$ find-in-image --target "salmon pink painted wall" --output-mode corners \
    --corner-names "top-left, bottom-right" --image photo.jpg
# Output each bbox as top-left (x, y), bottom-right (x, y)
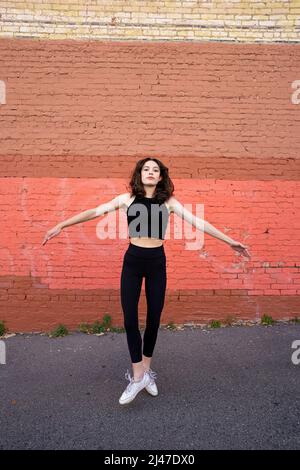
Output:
top-left (0, 39), bottom-right (299, 331)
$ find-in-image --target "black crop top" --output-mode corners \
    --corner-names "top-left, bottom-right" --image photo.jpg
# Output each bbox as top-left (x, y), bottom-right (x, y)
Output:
top-left (126, 195), bottom-right (170, 240)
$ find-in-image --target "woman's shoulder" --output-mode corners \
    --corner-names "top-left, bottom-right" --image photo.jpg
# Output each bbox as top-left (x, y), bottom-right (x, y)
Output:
top-left (120, 192), bottom-right (136, 212)
top-left (165, 195), bottom-right (178, 214)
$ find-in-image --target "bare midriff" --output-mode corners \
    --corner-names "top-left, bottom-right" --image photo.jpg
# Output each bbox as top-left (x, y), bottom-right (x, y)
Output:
top-left (129, 237), bottom-right (164, 248)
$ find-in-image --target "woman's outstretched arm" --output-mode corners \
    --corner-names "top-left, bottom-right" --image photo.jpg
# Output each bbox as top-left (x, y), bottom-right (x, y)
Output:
top-left (169, 196), bottom-right (251, 259)
top-left (42, 193), bottom-right (127, 246)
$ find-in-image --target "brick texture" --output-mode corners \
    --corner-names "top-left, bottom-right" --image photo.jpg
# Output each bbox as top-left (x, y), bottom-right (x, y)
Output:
top-left (0, 12), bottom-right (300, 331)
top-left (0, 0), bottom-right (299, 43)
top-left (0, 40), bottom-right (299, 173)
top-left (0, 177), bottom-right (299, 331)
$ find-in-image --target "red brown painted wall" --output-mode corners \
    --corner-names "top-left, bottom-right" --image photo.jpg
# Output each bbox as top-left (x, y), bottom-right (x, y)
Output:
top-left (0, 39), bottom-right (299, 331)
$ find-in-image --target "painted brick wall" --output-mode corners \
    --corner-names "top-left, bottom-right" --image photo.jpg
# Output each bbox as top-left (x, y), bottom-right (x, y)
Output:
top-left (0, 3), bottom-right (299, 332)
top-left (0, 175), bottom-right (299, 331)
top-left (1, 40), bottom-right (300, 167)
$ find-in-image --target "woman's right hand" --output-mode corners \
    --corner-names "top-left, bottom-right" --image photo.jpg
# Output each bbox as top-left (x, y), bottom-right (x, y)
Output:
top-left (42, 224), bottom-right (63, 246)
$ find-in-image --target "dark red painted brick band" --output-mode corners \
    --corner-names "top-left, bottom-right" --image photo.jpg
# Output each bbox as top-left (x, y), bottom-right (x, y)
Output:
top-left (0, 275), bottom-right (299, 332)
top-left (0, 155), bottom-right (299, 179)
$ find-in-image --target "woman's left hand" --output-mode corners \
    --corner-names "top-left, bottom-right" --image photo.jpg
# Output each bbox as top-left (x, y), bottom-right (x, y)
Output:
top-left (230, 241), bottom-right (251, 259)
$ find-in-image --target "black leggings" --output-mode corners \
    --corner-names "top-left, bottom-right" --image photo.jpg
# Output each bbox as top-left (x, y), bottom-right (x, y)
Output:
top-left (120, 242), bottom-right (167, 363)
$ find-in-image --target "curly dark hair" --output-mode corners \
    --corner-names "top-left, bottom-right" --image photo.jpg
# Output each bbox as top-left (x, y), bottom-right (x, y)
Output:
top-left (126, 158), bottom-right (175, 205)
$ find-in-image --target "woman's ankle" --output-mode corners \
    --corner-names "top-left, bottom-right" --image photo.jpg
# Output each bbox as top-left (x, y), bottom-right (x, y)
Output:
top-left (132, 360), bottom-right (146, 381)
top-left (142, 355), bottom-right (152, 372)
top-left (133, 373), bottom-right (145, 382)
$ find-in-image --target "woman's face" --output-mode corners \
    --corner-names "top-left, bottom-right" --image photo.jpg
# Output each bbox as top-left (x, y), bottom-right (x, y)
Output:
top-left (141, 160), bottom-right (162, 187)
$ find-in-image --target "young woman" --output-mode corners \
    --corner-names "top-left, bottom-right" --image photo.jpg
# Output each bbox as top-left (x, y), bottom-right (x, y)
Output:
top-left (42, 158), bottom-right (251, 405)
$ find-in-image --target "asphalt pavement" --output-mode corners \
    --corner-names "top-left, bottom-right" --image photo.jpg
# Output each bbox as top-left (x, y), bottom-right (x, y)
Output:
top-left (0, 323), bottom-right (300, 450)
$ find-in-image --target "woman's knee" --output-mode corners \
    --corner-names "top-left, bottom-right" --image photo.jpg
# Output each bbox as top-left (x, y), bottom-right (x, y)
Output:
top-left (123, 317), bottom-right (139, 332)
top-left (144, 319), bottom-right (161, 333)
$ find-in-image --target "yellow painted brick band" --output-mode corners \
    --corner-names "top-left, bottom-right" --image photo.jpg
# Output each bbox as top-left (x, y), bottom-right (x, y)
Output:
top-left (0, 0), bottom-right (299, 43)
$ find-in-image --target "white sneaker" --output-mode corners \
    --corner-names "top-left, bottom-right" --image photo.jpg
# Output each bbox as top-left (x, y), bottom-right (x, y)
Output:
top-left (119, 369), bottom-right (151, 405)
top-left (145, 368), bottom-right (158, 396)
